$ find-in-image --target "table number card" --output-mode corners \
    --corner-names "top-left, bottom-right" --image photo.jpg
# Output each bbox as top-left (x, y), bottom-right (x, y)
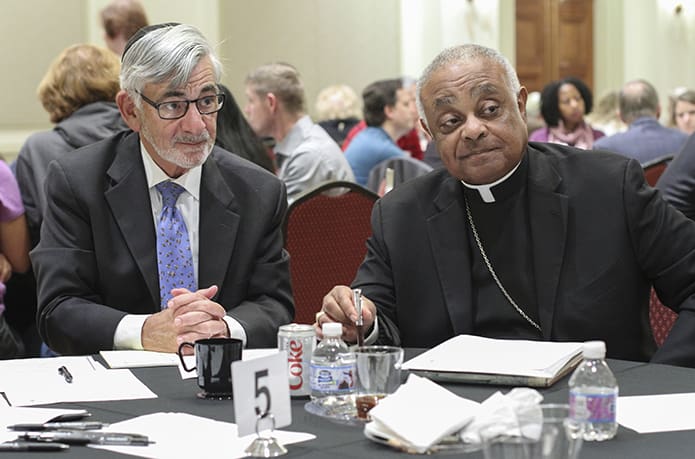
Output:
top-left (232, 350), bottom-right (291, 437)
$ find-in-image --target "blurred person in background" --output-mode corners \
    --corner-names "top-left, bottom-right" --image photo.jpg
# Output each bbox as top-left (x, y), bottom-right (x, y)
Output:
top-left (100, 0), bottom-right (149, 56)
top-left (671, 89), bottom-right (695, 136)
top-left (216, 84), bottom-right (275, 172)
top-left (530, 76), bottom-right (604, 149)
top-left (586, 90), bottom-right (627, 137)
top-left (314, 84), bottom-right (362, 145)
top-left (15, 44), bottom-right (127, 247)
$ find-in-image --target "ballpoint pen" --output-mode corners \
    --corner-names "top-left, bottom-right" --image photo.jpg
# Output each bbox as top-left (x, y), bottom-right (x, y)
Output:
top-left (0, 441), bottom-right (69, 452)
top-left (19, 431), bottom-right (152, 446)
top-left (58, 366), bottom-right (73, 384)
top-left (353, 288), bottom-right (364, 347)
top-left (8, 421), bottom-right (108, 431)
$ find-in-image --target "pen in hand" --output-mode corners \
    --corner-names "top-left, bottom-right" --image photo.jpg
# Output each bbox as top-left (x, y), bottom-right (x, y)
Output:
top-left (58, 366), bottom-right (73, 384)
top-left (353, 288), bottom-right (364, 347)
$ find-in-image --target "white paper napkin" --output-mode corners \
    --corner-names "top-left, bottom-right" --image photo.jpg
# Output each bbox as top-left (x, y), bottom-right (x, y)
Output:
top-left (366, 374), bottom-right (480, 453)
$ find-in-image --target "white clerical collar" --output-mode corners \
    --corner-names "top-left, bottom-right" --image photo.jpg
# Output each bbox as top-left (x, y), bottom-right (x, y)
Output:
top-left (460, 160), bottom-right (522, 203)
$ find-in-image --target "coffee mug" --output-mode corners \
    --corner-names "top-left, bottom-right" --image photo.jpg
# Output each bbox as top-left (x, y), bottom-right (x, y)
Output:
top-left (177, 337), bottom-right (243, 399)
top-left (354, 346), bottom-right (404, 419)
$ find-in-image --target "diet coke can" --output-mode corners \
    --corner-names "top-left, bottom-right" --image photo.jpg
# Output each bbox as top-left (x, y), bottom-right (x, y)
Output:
top-left (277, 323), bottom-right (316, 397)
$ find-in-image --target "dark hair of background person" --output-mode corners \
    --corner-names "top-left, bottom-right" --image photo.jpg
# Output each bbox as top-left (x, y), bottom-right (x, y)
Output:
top-left (362, 78), bottom-right (403, 127)
top-left (100, 0), bottom-right (149, 41)
top-left (215, 84), bottom-right (275, 172)
top-left (540, 76), bottom-right (594, 127)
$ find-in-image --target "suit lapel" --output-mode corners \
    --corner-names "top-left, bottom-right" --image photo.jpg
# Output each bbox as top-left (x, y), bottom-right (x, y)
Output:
top-left (426, 176), bottom-right (475, 335)
top-left (104, 133), bottom-right (160, 308)
top-left (526, 148), bottom-right (568, 339)
top-left (198, 152), bottom-right (240, 289)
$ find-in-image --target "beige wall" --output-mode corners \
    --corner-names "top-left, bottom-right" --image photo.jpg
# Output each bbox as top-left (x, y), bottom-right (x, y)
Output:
top-left (3, 0), bottom-right (695, 160)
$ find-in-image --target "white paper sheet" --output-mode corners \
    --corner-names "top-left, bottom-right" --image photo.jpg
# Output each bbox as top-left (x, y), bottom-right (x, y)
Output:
top-left (0, 406), bottom-right (89, 443)
top-left (178, 348), bottom-right (279, 379)
top-left (618, 393), bottom-right (695, 433)
top-left (402, 335), bottom-right (583, 378)
top-left (100, 350), bottom-right (182, 368)
top-left (0, 356), bottom-right (156, 406)
top-left (90, 412), bottom-right (315, 458)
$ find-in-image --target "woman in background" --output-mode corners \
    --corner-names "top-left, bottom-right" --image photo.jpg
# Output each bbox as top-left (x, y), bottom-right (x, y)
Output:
top-left (0, 160), bottom-right (30, 358)
top-left (216, 84), bottom-right (275, 173)
top-left (671, 90), bottom-right (695, 136)
top-left (530, 77), bottom-right (604, 149)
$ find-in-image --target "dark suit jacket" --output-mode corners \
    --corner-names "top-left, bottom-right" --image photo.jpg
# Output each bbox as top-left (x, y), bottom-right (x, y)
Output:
top-left (354, 142), bottom-right (695, 366)
top-left (32, 131), bottom-right (294, 355)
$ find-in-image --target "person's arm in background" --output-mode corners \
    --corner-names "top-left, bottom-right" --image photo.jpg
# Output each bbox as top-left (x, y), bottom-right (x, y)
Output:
top-left (0, 162), bottom-right (30, 277)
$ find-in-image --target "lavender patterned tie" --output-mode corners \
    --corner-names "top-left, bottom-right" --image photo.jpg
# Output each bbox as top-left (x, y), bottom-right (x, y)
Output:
top-left (155, 181), bottom-right (196, 309)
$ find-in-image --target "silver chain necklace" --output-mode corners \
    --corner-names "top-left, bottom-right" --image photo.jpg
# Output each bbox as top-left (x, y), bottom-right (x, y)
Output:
top-left (464, 195), bottom-right (542, 332)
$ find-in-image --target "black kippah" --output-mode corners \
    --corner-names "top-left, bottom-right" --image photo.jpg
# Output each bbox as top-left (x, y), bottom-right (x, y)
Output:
top-left (121, 22), bottom-right (181, 62)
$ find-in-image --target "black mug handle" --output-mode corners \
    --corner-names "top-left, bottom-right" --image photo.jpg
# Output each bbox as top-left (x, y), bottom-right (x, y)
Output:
top-left (177, 342), bottom-right (196, 372)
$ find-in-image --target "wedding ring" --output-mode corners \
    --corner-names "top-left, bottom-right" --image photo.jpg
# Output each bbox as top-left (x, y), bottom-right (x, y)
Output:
top-left (315, 311), bottom-right (325, 323)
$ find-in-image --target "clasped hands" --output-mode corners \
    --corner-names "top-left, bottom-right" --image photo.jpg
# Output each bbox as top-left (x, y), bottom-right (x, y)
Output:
top-left (142, 285), bottom-right (229, 353)
top-left (313, 285), bottom-right (376, 342)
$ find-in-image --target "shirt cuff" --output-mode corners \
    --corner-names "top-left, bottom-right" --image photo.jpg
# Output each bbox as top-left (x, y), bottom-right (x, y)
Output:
top-left (223, 315), bottom-right (247, 347)
top-left (363, 316), bottom-right (379, 345)
top-left (113, 314), bottom-right (150, 350)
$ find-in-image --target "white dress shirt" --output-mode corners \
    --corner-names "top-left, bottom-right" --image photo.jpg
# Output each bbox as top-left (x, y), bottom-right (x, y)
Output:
top-left (113, 143), bottom-right (247, 349)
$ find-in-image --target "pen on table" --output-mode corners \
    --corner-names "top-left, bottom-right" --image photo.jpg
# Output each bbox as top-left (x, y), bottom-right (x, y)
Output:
top-left (353, 288), bottom-right (364, 347)
top-left (0, 441), bottom-right (69, 452)
top-left (8, 421), bottom-right (108, 431)
top-left (58, 365), bottom-right (73, 384)
top-left (19, 431), bottom-right (152, 446)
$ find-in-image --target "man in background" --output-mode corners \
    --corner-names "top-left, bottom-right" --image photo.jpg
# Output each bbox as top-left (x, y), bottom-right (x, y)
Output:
top-left (593, 79), bottom-right (687, 164)
top-left (100, 0), bottom-right (149, 56)
top-left (244, 63), bottom-right (354, 203)
top-left (343, 78), bottom-right (416, 186)
top-left (32, 24), bottom-right (293, 355)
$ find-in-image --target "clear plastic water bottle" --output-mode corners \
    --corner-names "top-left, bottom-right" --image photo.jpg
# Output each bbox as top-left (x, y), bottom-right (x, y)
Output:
top-left (568, 340), bottom-right (619, 441)
top-left (309, 323), bottom-right (356, 411)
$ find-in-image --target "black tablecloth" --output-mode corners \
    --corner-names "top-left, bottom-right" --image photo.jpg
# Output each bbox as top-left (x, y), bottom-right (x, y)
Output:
top-left (7, 353), bottom-right (695, 458)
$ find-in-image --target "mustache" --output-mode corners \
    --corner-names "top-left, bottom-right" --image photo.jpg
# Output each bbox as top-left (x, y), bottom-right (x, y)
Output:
top-left (174, 131), bottom-right (211, 143)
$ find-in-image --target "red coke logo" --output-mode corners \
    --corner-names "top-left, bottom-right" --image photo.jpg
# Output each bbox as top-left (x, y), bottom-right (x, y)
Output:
top-left (288, 339), bottom-right (304, 390)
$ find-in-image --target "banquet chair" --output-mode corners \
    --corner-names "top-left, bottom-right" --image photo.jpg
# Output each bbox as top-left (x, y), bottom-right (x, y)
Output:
top-left (649, 288), bottom-right (678, 347)
top-left (642, 154), bottom-right (674, 186)
top-left (283, 181), bottom-right (378, 324)
top-left (366, 156), bottom-right (433, 195)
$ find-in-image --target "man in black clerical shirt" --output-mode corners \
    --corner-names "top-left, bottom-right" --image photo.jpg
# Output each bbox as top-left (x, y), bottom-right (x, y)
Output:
top-left (315, 44), bottom-right (695, 368)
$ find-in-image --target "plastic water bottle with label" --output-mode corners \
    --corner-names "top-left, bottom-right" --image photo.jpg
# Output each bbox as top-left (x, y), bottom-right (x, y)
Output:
top-left (309, 322), bottom-right (356, 414)
top-left (568, 340), bottom-right (618, 441)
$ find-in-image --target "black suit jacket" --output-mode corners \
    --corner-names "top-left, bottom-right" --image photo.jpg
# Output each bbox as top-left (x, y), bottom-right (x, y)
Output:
top-left (354, 142), bottom-right (695, 366)
top-left (32, 131), bottom-right (293, 354)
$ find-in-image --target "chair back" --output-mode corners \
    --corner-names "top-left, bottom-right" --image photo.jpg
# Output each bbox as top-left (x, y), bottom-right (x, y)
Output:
top-left (366, 156), bottom-right (433, 194)
top-left (642, 154), bottom-right (674, 186)
top-left (283, 181), bottom-right (378, 324)
top-left (649, 288), bottom-right (678, 347)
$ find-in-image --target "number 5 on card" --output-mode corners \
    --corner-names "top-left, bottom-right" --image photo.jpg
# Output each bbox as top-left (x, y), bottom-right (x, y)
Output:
top-left (232, 351), bottom-right (291, 437)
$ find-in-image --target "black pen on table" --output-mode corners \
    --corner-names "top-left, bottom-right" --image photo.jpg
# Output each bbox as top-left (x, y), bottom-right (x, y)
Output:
top-left (58, 366), bottom-right (73, 384)
top-left (0, 441), bottom-right (69, 452)
top-left (353, 288), bottom-right (364, 347)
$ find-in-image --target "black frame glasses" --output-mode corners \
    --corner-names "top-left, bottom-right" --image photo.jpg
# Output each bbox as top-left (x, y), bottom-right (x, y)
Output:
top-left (137, 91), bottom-right (226, 120)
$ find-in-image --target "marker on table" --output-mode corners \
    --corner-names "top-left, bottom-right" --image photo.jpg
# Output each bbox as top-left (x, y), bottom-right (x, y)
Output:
top-left (0, 441), bottom-right (69, 452)
top-left (58, 366), bottom-right (73, 384)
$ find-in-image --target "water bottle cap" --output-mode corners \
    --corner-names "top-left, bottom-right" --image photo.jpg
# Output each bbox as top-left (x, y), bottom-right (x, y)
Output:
top-left (582, 340), bottom-right (606, 359)
top-left (321, 322), bottom-right (343, 336)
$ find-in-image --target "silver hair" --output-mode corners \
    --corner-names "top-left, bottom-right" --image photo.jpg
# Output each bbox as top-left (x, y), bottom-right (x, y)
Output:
top-left (120, 24), bottom-right (222, 108)
top-left (416, 44), bottom-right (521, 129)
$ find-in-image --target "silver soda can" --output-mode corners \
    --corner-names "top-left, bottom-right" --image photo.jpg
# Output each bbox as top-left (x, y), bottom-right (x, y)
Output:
top-left (277, 323), bottom-right (315, 397)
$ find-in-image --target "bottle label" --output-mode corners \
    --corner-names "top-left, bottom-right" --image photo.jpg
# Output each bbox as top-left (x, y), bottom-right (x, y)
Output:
top-left (310, 363), bottom-right (355, 393)
top-left (569, 391), bottom-right (616, 423)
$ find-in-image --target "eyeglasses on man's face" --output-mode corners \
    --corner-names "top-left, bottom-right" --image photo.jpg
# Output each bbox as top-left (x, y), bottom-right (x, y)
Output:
top-left (137, 91), bottom-right (225, 120)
